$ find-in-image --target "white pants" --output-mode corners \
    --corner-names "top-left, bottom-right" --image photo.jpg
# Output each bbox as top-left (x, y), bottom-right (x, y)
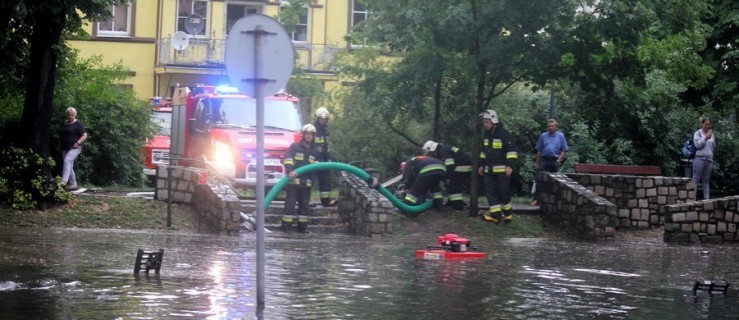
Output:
top-left (62, 147), bottom-right (82, 187)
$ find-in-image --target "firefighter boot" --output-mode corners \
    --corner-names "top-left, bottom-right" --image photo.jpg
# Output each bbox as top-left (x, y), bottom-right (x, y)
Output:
top-left (503, 212), bottom-right (513, 223)
top-left (321, 198), bottom-right (338, 207)
top-left (296, 222), bottom-right (309, 234)
top-left (280, 219), bottom-right (293, 233)
top-left (482, 211), bottom-right (502, 224)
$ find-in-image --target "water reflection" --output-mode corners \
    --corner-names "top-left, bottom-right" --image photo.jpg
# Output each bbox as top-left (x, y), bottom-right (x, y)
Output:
top-left (0, 227), bottom-right (737, 319)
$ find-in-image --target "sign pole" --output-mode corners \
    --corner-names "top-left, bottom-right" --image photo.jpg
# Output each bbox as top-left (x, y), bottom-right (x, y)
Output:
top-left (253, 24), bottom-right (267, 308)
top-left (226, 14), bottom-right (293, 314)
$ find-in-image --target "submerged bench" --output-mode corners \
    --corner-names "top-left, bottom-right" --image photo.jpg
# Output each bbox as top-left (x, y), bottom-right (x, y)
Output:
top-left (574, 163), bottom-right (661, 176)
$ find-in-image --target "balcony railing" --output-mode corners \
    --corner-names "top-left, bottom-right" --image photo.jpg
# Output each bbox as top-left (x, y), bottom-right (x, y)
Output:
top-left (157, 36), bottom-right (339, 74)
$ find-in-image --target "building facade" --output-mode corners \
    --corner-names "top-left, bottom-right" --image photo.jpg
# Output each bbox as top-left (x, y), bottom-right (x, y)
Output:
top-left (68, 0), bottom-right (370, 101)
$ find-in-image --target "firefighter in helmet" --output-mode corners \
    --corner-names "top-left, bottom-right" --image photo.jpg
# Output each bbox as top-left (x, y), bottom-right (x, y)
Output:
top-left (400, 154), bottom-right (447, 211)
top-left (478, 109), bottom-right (518, 223)
top-left (282, 124), bottom-right (320, 233)
top-left (313, 107), bottom-right (337, 207)
top-left (422, 140), bottom-right (473, 211)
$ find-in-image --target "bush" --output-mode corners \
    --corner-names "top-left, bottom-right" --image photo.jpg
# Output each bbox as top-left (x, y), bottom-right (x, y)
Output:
top-left (0, 147), bottom-right (70, 210)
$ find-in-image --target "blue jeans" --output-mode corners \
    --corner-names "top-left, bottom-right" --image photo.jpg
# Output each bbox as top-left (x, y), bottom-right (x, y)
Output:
top-left (692, 156), bottom-right (712, 200)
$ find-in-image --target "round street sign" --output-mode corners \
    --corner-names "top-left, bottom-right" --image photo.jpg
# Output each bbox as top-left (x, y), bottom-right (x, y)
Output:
top-left (225, 14), bottom-right (294, 97)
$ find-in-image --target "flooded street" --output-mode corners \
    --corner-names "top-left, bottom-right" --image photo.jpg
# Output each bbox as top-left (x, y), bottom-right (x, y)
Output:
top-left (0, 227), bottom-right (737, 319)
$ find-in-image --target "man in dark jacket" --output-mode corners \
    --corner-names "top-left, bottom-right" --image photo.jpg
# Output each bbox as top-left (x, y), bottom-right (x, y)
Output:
top-left (478, 109), bottom-right (519, 223)
top-left (422, 141), bottom-right (473, 211)
top-left (282, 124), bottom-right (320, 233)
top-left (401, 155), bottom-right (447, 210)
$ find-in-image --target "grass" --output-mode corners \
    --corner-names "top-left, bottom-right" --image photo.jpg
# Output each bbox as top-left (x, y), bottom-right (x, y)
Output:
top-left (0, 188), bottom-right (199, 230)
top-left (0, 185), bottom-right (551, 240)
top-left (392, 209), bottom-right (565, 239)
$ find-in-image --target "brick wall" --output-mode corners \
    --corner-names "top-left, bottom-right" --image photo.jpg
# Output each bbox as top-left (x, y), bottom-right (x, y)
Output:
top-left (337, 172), bottom-right (395, 237)
top-left (662, 196), bottom-right (739, 243)
top-left (155, 166), bottom-right (242, 235)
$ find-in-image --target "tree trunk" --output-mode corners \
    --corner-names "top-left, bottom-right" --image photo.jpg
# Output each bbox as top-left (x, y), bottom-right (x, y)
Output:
top-left (432, 72), bottom-right (442, 142)
top-left (19, 5), bottom-right (66, 158)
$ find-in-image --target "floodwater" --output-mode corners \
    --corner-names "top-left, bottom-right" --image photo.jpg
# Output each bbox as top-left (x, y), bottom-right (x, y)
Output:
top-left (0, 227), bottom-right (737, 320)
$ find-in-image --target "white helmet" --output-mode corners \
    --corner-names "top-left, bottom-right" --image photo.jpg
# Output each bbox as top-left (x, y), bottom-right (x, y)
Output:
top-left (479, 109), bottom-right (499, 123)
top-left (314, 107), bottom-right (330, 119)
top-left (422, 140), bottom-right (439, 154)
top-left (301, 123), bottom-right (316, 134)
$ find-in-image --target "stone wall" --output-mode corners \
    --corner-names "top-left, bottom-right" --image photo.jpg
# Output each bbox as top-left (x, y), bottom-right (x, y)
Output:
top-left (565, 173), bottom-right (694, 228)
top-left (337, 172), bottom-right (395, 237)
top-left (539, 173), bottom-right (618, 239)
top-left (155, 166), bottom-right (242, 235)
top-left (662, 196), bottom-right (739, 243)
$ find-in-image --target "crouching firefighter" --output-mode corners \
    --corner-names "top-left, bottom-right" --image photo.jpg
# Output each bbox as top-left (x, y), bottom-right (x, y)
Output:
top-left (422, 141), bottom-right (473, 211)
top-left (282, 124), bottom-right (320, 233)
top-left (400, 155), bottom-right (447, 211)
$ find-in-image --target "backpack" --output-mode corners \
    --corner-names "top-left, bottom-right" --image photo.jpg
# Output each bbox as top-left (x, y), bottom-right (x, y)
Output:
top-left (682, 137), bottom-right (696, 159)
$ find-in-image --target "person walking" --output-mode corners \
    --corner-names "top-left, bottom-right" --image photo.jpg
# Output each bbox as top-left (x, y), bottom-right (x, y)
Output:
top-left (281, 124), bottom-right (320, 233)
top-left (422, 141), bottom-right (473, 211)
top-left (313, 107), bottom-right (337, 207)
top-left (478, 109), bottom-right (519, 223)
top-left (58, 107), bottom-right (88, 191)
top-left (530, 119), bottom-right (569, 206)
top-left (400, 155), bottom-right (447, 210)
top-left (692, 116), bottom-right (716, 200)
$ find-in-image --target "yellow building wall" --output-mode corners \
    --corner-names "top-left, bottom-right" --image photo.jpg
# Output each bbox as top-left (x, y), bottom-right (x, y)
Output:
top-left (68, 0), bottom-right (354, 104)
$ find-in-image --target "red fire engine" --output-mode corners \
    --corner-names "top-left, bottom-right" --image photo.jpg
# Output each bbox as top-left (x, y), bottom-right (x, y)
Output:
top-left (143, 97), bottom-right (172, 178)
top-left (169, 85), bottom-right (303, 186)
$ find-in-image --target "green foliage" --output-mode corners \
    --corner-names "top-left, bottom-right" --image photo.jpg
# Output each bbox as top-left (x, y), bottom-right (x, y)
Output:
top-left (710, 119), bottom-right (739, 196)
top-left (0, 147), bottom-right (70, 210)
top-left (52, 51), bottom-right (155, 187)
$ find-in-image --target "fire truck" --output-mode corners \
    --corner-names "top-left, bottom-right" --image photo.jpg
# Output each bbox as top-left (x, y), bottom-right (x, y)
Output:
top-left (143, 97), bottom-right (172, 178)
top-left (170, 84), bottom-right (303, 186)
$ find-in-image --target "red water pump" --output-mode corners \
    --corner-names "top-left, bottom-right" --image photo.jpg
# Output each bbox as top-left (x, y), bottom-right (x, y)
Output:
top-left (437, 233), bottom-right (471, 252)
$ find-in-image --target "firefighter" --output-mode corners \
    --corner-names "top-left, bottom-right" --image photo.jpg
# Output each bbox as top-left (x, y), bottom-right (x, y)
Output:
top-left (313, 107), bottom-right (337, 207)
top-left (400, 155), bottom-right (447, 210)
top-left (282, 124), bottom-right (320, 233)
top-left (478, 109), bottom-right (519, 223)
top-left (422, 141), bottom-right (473, 211)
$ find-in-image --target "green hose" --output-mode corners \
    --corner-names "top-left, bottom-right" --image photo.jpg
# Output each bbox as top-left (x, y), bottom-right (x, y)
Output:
top-left (264, 162), bottom-right (432, 214)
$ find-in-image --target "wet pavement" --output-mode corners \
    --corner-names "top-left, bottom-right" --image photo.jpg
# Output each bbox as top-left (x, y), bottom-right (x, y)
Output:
top-left (0, 227), bottom-right (738, 319)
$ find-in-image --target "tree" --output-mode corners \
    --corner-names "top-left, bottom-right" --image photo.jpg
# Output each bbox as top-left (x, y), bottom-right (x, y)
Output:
top-left (0, 0), bottom-right (128, 208)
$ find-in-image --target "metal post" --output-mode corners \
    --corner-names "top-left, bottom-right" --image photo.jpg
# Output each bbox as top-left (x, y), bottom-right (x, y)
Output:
top-left (166, 166), bottom-right (173, 228)
top-left (254, 25), bottom-right (267, 308)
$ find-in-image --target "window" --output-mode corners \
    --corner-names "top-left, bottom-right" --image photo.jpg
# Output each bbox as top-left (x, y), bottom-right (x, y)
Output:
top-left (226, 4), bottom-right (262, 35)
top-left (280, 3), bottom-right (308, 42)
top-left (349, 0), bottom-right (374, 46)
top-left (97, 4), bottom-right (131, 37)
top-left (178, 0), bottom-right (208, 36)
top-left (351, 0), bottom-right (369, 29)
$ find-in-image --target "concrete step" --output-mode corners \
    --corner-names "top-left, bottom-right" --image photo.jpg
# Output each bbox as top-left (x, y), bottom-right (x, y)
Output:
top-left (240, 200), bottom-right (339, 217)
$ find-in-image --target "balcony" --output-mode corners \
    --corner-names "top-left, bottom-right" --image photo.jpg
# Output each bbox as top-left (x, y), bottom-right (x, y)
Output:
top-left (156, 36), bottom-right (339, 75)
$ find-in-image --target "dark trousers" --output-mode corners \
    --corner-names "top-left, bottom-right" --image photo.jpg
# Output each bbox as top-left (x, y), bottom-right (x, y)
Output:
top-left (483, 173), bottom-right (511, 215)
top-left (447, 170), bottom-right (471, 203)
top-left (284, 185), bottom-right (312, 221)
top-left (406, 173), bottom-right (444, 204)
top-left (533, 157), bottom-right (558, 201)
top-left (316, 169), bottom-right (331, 203)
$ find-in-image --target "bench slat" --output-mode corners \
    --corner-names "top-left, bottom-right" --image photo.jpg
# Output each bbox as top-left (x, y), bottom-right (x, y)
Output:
top-left (574, 163), bottom-right (661, 175)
